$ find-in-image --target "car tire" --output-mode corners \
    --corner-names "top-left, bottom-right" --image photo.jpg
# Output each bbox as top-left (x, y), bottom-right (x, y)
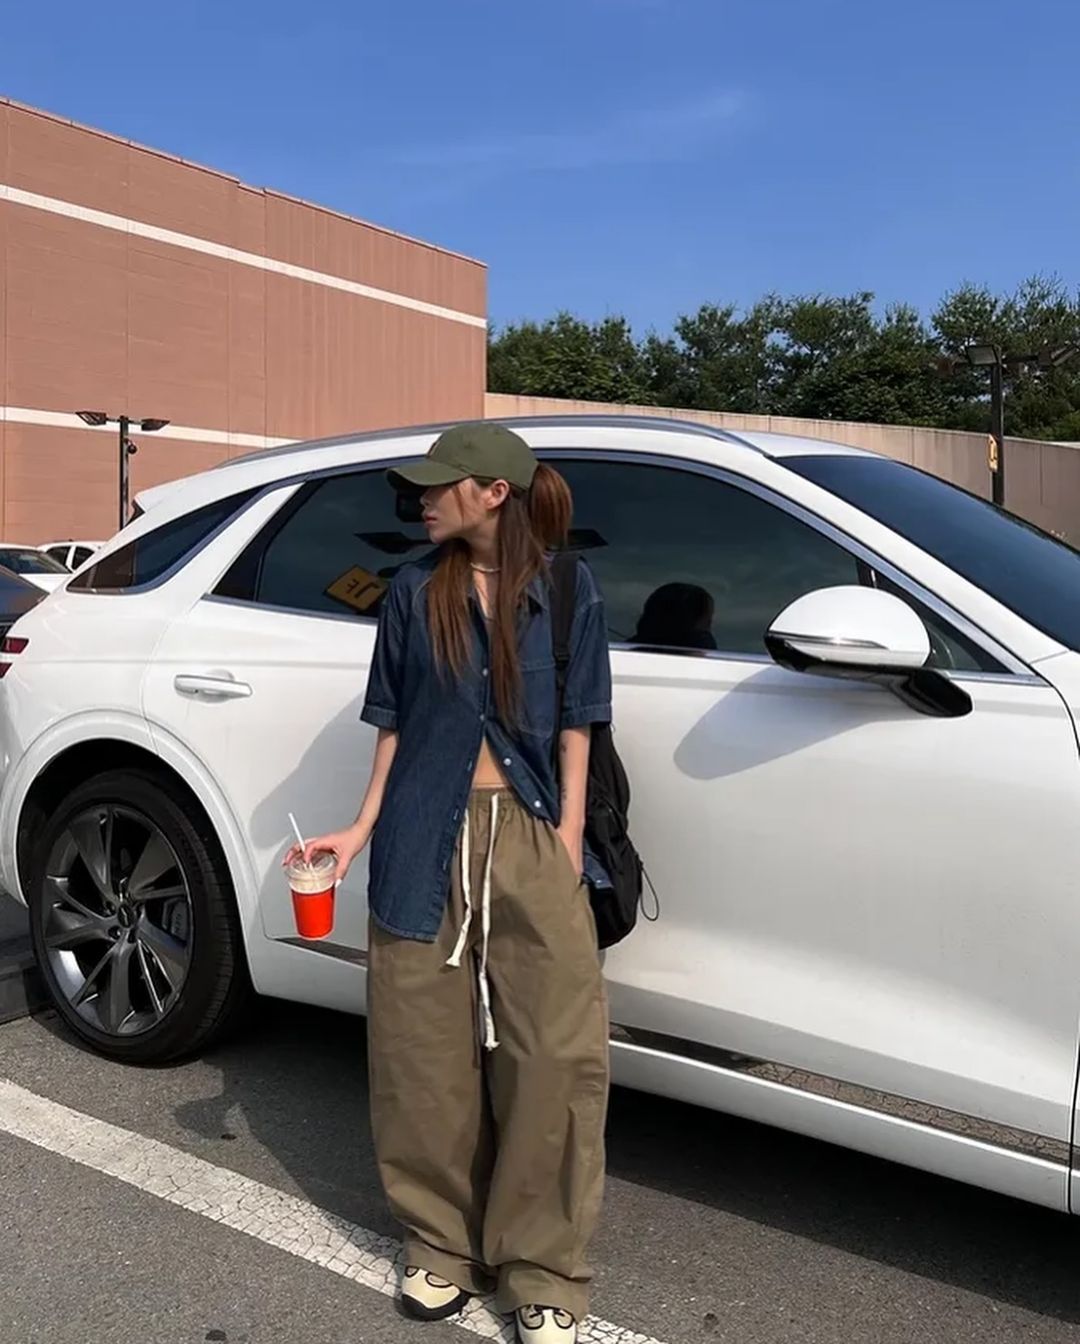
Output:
top-left (27, 767), bottom-right (251, 1064)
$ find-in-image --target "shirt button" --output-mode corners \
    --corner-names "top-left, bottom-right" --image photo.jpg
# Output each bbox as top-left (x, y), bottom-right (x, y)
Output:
top-left (503, 757), bottom-right (512, 766)
top-left (533, 800), bottom-right (542, 810)
top-left (482, 668), bottom-right (489, 678)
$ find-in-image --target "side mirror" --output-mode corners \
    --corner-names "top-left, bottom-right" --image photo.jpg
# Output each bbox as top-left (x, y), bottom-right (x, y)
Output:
top-left (767, 586), bottom-right (930, 673)
top-left (766, 586), bottom-right (971, 719)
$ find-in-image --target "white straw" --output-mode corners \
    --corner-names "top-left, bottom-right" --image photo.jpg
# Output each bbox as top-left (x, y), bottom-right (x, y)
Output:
top-left (288, 812), bottom-right (306, 849)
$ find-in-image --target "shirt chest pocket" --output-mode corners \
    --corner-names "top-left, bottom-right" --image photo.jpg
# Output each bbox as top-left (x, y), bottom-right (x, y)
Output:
top-left (519, 656), bottom-right (556, 739)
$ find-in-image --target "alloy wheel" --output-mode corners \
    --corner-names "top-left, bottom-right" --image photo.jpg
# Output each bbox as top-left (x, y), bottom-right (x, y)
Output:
top-left (39, 804), bottom-right (194, 1036)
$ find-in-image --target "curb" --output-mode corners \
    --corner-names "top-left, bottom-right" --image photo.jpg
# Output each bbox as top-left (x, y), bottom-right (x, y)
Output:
top-left (0, 939), bottom-right (45, 1024)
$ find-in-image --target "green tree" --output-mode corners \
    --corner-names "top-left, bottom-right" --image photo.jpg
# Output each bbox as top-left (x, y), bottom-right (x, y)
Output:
top-left (772, 291), bottom-right (877, 401)
top-left (488, 313), bottom-right (654, 405)
top-left (780, 302), bottom-right (947, 426)
top-left (645, 299), bottom-right (777, 412)
top-left (488, 277), bottom-right (1080, 442)
top-left (933, 277), bottom-right (1080, 438)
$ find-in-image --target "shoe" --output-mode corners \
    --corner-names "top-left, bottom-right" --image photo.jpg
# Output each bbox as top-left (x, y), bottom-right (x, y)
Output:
top-left (516, 1305), bottom-right (577, 1344)
top-left (401, 1266), bottom-right (471, 1321)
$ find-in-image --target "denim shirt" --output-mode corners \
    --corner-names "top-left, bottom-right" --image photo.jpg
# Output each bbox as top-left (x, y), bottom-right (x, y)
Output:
top-left (360, 552), bottom-right (612, 941)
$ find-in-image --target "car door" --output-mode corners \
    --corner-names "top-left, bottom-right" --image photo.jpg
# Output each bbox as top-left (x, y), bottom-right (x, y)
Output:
top-left (554, 453), bottom-right (1080, 1156)
top-left (141, 463), bottom-right (432, 989)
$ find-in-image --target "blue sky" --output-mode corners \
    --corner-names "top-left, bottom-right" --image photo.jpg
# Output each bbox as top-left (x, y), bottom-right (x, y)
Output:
top-left (2, 0), bottom-right (1077, 332)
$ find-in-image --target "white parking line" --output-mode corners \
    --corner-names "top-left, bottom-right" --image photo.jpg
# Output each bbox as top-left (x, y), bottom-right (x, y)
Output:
top-left (0, 1079), bottom-right (662, 1344)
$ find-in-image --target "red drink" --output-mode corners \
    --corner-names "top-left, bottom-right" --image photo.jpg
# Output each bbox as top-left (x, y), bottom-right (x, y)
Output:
top-left (286, 852), bottom-right (336, 939)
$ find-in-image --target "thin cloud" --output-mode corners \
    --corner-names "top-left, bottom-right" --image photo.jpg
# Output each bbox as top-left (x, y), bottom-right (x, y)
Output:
top-left (387, 90), bottom-right (744, 176)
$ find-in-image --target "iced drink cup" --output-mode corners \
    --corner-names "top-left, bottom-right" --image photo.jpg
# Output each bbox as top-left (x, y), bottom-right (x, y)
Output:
top-left (286, 851), bottom-right (336, 939)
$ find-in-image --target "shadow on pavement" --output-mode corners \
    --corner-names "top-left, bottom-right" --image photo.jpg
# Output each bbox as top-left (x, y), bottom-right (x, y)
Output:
top-left (603, 1080), bottom-right (1080, 1323)
top-left (28, 993), bottom-right (1080, 1326)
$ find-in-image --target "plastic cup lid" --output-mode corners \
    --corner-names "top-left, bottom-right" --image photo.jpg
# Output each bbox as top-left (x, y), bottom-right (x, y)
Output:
top-left (291, 851), bottom-right (336, 876)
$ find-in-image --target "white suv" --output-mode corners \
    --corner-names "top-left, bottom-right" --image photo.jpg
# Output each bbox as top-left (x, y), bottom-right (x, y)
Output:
top-left (4, 416), bottom-right (1080, 1215)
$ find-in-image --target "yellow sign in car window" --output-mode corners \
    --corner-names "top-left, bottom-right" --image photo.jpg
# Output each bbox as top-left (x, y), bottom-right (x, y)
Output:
top-left (325, 566), bottom-right (388, 614)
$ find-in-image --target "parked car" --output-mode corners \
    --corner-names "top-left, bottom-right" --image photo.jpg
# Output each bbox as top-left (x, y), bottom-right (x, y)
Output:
top-left (39, 541), bottom-right (104, 572)
top-left (0, 565), bottom-right (45, 640)
top-left (3, 416), bottom-right (1080, 1215)
top-left (0, 545), bottom-right (70, 592)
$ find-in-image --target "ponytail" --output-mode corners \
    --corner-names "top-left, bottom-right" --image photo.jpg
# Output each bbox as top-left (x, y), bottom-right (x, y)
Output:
top-left (528, 463), bottom-right (572, 551)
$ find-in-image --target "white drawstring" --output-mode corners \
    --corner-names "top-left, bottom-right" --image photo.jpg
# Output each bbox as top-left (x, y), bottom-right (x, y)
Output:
top-left (477, 793), bottom-right (499, 1050)
top-left (445, 794), bottom-right (500, 1051)
top-left (446, 809), bottom-right (473, 968)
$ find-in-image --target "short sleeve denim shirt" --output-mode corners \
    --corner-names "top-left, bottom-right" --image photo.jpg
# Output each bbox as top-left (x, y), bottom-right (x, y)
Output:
top-left (361, 553), bottom-right (612, 941)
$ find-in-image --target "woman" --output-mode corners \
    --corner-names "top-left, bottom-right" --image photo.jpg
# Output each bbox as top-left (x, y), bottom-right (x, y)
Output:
top-left (287, 423), bottom-right (612, 1344)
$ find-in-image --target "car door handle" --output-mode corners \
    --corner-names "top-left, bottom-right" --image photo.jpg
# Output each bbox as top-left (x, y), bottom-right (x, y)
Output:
top-left (174, 674), bottom-right (253, 700)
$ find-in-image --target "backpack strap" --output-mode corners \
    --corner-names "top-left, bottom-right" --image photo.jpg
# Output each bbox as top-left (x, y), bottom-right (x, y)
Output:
top-left (549, 551), bottom-right (579, 739)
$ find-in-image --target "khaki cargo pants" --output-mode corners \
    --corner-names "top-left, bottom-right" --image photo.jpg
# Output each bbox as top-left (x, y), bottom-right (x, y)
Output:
top-left (367, 788), bottom-right (610, 1319)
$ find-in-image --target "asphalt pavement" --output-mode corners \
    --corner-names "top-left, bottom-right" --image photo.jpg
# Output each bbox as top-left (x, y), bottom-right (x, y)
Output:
top-left (2, 996), bottom-right (1080, 1344)
top-left (0, 891), bottom-right (28, 949)
top-left (0, 892), bottom-right (41, 1025)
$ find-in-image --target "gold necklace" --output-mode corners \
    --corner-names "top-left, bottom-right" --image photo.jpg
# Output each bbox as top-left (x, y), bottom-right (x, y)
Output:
top-left (470, 563), bottom-right (501, 574)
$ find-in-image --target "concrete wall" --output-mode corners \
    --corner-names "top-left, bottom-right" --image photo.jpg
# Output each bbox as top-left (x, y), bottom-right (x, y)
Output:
top-left (0, 99), bottom-right (488, 542)
top-left (486, 393), bottom-right (1080, 543)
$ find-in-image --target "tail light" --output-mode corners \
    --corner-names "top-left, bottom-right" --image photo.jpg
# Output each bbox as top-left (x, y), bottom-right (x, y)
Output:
top-left (0, 635), bottom-right (28, 678)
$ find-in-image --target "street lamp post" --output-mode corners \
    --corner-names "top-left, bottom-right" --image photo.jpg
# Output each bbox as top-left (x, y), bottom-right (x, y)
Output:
top-left (963, 343), bottom-right (1080, 509)
top-left (75, 411), bottom-right (170, 530)
top-left (989, 359), bottom-right (1005, 506)
top-left (964, 343), bottom-right (1006, 507)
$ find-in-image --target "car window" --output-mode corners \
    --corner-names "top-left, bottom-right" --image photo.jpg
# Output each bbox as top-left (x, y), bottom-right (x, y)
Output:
top-left (214, 469), bottom-right (432, 618)
top-left (33, 551), bottom-right (69, 573)
top-left (556, 459), bottom-right (1001, 670)
top-left (207, 456), bottom-right (1000, 670)
top-left (557, 460), bottom-right (860, 656)
top-left (72, 547), bottom-right (94, 568)
top-left (0, 548), bottom-right (67, 575)
top-left (785, 455), bottom-right (1080, 653)
top-left (70, 490), bottom-right (258, 592)
top-left (44, 546), bottom-right (70, 565)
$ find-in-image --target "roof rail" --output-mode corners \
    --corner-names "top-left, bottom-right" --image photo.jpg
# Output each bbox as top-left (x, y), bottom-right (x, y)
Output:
top-left (223, 412), bottom-right (764, 468)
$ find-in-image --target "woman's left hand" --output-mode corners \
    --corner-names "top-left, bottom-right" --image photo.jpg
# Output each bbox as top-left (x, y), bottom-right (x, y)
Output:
top-left (555, 823), bottom-right (584, 880)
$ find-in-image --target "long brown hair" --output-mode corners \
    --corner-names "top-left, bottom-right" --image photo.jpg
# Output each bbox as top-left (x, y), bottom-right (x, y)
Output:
top-left (427, 463), bottom-right (572, 725)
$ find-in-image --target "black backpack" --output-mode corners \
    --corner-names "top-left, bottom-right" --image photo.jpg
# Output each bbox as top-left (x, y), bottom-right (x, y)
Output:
top-left (549, 552), bottom-right (655, 949)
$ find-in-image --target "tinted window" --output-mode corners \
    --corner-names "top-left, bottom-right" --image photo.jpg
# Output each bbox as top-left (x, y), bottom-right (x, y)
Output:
top-left (215, 470), bottom-right (431, 618)
top-left (0, 548), bottom-right (67, 575)
top-left (72, 547), bottom-right (94, 568)
top-left (785, 456), bottom-right (1080, 651)
top-left (558, 460), bottom-right (859, 655)
top-left (0, 570), bottom-right (44, 617)
top-left (70, 490), bottom-right (257, 592)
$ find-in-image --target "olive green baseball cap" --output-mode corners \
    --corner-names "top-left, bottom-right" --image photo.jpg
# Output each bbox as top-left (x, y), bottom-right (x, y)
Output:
top-left (387, 422), bottom-right (538, 493)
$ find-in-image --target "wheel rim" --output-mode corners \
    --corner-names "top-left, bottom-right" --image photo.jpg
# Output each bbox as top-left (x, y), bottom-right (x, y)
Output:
top-left (39, 804), bottom-right (194, 1037)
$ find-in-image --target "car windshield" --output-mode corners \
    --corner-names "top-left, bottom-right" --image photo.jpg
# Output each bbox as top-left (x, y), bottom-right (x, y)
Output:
top-left (0, 548), bottom-right (67, 575)
top-left (784, 454), bottom-right (1080, 651)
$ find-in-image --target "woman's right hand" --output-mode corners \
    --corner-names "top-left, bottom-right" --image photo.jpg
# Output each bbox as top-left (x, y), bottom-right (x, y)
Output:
top-left (283, 824), bottom-right (370, 885)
